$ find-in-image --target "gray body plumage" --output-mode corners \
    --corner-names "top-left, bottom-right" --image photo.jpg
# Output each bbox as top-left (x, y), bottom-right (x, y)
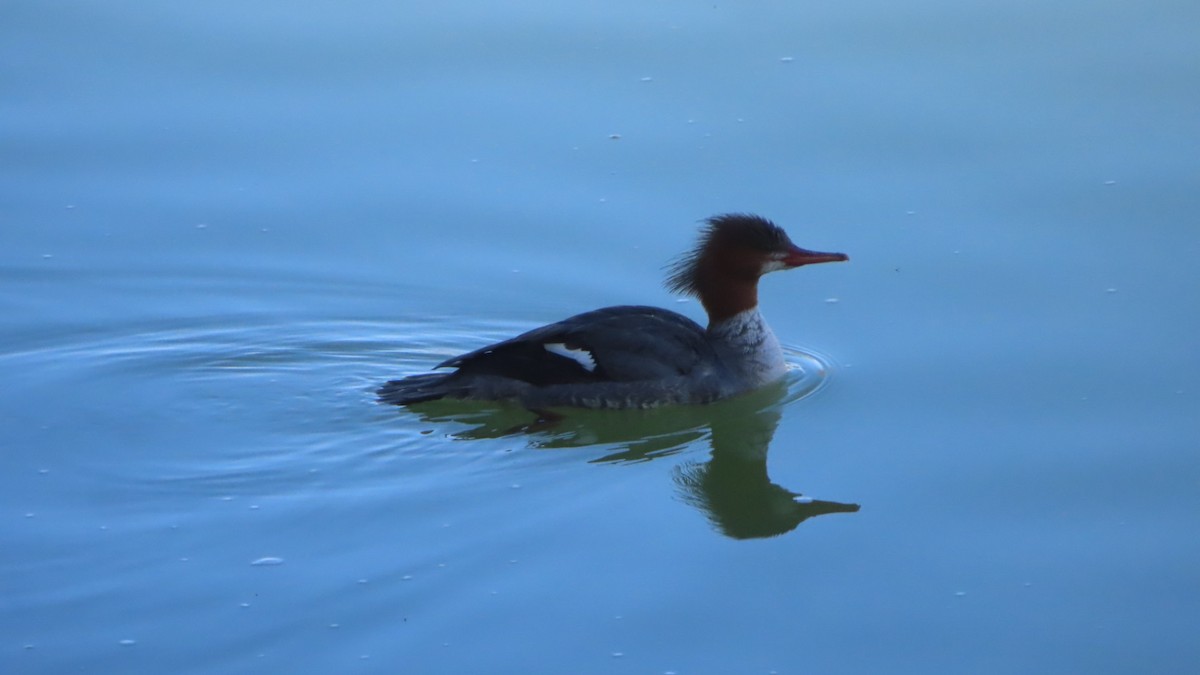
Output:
top-left (376, 305), bottom-right (787, 409)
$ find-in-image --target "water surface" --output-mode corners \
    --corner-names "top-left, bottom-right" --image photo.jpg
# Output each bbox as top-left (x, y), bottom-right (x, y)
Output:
top-left (3, 1), bottom-right (1198, 673)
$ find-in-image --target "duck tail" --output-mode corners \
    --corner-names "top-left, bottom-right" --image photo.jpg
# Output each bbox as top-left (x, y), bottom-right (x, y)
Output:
top-left (377, 373), bottom-right (456, 406)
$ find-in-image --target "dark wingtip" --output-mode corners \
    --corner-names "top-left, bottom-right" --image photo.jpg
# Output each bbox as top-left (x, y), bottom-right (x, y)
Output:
top-left (377, 374), bottom-right (452, 406)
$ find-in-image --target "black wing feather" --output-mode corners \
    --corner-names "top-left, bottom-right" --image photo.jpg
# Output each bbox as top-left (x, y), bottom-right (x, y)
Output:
top-left (437, 305), bottom-right (711, 386)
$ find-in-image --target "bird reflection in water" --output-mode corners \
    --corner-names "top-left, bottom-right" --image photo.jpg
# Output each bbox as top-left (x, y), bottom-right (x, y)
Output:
top-left (389, 380), bottom-right (859, 539)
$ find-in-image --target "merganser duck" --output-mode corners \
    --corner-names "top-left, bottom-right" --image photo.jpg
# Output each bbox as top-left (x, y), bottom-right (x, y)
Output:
top-left (378, 213), bottom-right (847, 409)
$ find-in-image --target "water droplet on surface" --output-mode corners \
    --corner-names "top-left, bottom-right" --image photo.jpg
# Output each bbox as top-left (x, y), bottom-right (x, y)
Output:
top-left (250, 557), bottom-right (284, 566)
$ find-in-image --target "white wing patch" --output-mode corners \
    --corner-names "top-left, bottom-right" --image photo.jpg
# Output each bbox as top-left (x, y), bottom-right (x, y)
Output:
top-left (543, 342), bottom-right (597, 372)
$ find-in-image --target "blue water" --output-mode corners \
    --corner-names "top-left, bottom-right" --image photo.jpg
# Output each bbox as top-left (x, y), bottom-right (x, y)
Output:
top-left (3, 1), bottom-right (1199, 673)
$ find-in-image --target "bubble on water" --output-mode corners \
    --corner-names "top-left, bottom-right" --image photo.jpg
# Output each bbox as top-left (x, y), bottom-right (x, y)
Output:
top-left (250, 556), bottom-right (284, 566)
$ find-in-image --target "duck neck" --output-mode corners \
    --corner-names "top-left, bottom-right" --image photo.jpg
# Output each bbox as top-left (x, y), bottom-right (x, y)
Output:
top-left (706, 306), bottom-right (787, 385)
top-left (696, 270), bottom-right (760, 328)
